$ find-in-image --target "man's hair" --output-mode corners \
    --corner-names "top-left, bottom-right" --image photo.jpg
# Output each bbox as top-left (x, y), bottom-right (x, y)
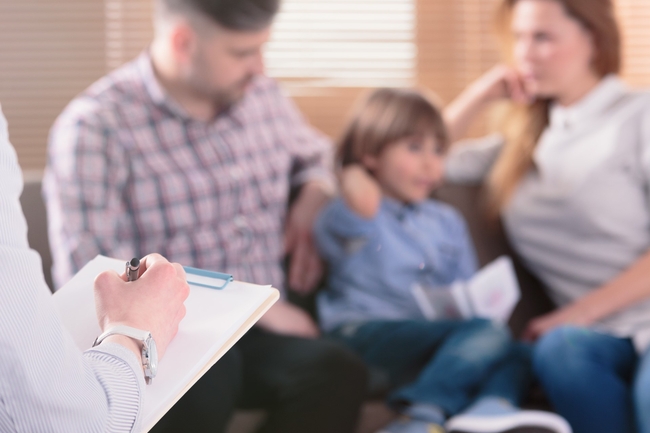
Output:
top-left (158, 0), bottom-right (281, 31)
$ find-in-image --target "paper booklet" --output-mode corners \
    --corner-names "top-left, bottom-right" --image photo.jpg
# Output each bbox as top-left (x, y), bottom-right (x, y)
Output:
top-left (411, 256), bottom-right (520, 324)
top-left (52, 255), bottom-right (279, 432)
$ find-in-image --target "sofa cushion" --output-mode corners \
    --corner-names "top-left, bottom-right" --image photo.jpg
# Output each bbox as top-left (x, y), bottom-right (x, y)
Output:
top-left (20, 172), bottom-right (54, 291)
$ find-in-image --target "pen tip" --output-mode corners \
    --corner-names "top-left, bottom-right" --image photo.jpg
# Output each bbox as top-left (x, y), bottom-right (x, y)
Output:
top-left (130, 257), bottom-right (140, 267)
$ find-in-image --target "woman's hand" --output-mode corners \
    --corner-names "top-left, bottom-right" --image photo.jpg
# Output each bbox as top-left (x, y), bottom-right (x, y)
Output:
top-left (523, 250), bottom-right (650, 342)
top-left (469, 65), bottom-right (531, 105)
top-left (522, 302), bottom-right (594, 342)
top-left (339, 165), bottom-right (382, 219)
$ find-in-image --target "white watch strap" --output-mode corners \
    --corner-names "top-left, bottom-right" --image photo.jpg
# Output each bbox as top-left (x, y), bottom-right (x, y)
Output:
top-left (93, 325), bottom-right (151, 347)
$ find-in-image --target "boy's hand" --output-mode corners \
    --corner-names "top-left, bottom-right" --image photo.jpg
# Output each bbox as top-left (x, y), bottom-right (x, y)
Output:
top-left (340, 165), bottom-right (382, 219)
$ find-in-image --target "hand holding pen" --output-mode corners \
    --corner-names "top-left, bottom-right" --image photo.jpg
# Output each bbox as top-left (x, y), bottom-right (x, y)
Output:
top-left (94, 254), bottom-right (190, 360)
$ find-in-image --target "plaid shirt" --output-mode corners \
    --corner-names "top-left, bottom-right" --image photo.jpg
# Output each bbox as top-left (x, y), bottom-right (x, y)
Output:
top-left (44, 52), bottom-right (334, 292)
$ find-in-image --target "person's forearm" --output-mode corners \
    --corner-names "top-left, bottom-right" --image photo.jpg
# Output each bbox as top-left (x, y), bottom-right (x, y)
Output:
top-left (444, 85), bottom-right (491, 144)
top-left (292, 181), bottom-right (333, 229)
top-left (2, 107), bottom-right (143, 433)
top-left (300, 181), bottom-right (333, 207)
top-left (0, 229), bottom-right (144, 433)
top-left (444, 65), bottom-right (531, 143)
top-left (256, 300), bottom-right (320, 337)
top-left (574, 250), bottom-right (650, 324)
top-left (83, 345), bottom-right (145, 432)
top-left (256, 301), bottom-right (284, 330)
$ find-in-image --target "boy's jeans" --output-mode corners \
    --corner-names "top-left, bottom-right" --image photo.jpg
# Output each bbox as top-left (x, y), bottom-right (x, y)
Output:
top-left (330, 319), bottom-right (532, 415)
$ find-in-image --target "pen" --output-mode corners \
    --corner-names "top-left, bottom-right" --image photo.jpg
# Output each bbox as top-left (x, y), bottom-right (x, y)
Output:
top-left (126, 257), bottom-right (140, 282)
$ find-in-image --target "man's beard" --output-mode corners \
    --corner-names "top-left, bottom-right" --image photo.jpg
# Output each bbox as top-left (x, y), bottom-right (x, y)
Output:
top-left (219, 75), bottom-right (256, 107)
top-left (191, 74), bottom-right (256, 112)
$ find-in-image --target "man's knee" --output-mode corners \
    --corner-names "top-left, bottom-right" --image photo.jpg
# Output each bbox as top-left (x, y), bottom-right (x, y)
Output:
top-left (151, 346), bottom-right (243, 432)
top-left (188, 346), bottom-right (243, 405)
top-left (306, 339), bottom-right (368, 392)
top-left (317, 339), bottom-right (368, 377)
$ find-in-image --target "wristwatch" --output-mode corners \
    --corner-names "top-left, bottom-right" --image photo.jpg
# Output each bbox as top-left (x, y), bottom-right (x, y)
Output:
top-left (93, 325), bottom-right (158, 385)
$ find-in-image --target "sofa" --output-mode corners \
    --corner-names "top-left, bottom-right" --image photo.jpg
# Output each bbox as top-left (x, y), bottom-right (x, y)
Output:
top-left (20, 174), bottom-right (554, 433)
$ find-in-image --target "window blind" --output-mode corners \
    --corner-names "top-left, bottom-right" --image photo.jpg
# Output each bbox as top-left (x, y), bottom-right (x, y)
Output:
top-left (105, 0), bottom-right (154, 70)
top-left (265, 0), bottom-right (416, 88)
top-left (105, 0), bottom-right (418, 89)
top-left (417, 0), bottom-right (502, 137)
top-left (616, 0), bottom-right (650, 88)
top-left (418, 0), bottom-right (650, 138)
top-left (0, 0), bottom-right (106, 170)
top-left (2, 0), bottom-right (650, 170)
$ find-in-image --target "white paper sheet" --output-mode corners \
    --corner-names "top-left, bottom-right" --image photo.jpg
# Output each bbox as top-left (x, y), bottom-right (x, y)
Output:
top-left (52, 255), bottom-right (279, 432)
top-left (464, 256), bottom-right (520, 323)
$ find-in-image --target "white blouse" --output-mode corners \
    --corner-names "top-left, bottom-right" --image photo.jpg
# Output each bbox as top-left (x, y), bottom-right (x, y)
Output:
top-left (446, 75), bottom-right (650, 352)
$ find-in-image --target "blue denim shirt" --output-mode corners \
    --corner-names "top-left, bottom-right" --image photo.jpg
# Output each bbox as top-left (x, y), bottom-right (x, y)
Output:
top-left (314, 197), bottom-right (478, 332)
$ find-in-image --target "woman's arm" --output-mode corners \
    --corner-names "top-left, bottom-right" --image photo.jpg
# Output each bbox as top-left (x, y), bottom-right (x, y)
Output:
top-left (523, 250), bottom-right (650, 341)
top-left (444, 65), bottom-right (530, 143)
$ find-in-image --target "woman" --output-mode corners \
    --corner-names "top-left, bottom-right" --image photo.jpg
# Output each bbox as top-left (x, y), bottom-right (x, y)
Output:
top-left (443, 0), bottom-right (650, 432)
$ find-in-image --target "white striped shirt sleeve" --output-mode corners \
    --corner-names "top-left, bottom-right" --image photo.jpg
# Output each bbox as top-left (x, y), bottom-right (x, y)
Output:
top-left (0, 107), bottom-right (144, 433)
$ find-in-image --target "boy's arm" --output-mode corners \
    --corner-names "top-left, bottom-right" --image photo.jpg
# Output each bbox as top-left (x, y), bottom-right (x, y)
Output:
top-left (340, 165), bottom-right (382, 219)
top-left (313, 168), bottom-right (381, 265)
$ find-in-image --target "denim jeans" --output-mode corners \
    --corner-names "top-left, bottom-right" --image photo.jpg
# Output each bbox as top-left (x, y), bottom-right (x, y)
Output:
top-left (533, 326), bottom-right (650, 433)
top-left (330, 319), bottom-right (532, 415)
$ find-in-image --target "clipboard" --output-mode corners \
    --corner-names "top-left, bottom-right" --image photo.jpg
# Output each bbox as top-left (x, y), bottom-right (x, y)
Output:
top-left (52, 255), bottom-right (279, 432)
top-left (184, 266), bottom-right (234, 290)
